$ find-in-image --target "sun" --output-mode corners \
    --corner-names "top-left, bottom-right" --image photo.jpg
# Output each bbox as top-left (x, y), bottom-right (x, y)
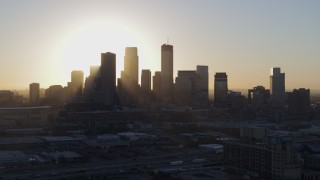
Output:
top-left (57, 20), bottom-right (140, 84)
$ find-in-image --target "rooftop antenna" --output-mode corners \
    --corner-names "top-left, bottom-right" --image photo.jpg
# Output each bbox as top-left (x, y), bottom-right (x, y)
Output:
top-left (167, 36), bottom-right (170, 45)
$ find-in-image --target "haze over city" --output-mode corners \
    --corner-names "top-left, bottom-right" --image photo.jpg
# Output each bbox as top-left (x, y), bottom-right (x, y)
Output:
top-left (0, 0), bottom-right (319, 90)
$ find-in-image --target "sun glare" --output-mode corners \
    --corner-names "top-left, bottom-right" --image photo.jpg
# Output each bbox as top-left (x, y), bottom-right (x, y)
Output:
top-left (58, 20), bottom-right (141, 83)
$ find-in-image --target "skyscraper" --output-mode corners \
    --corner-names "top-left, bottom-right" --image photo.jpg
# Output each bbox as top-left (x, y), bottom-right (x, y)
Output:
top-left (141, 69), bottom-right (151, 93)
top-left (83, 66), bottom-right (100, 101)
top-left (124, 47), bottom-right (139, 83)
top-left (71, 70), bottom-right (84, 96)
top-left (29, 83), bottom-right (40, 105)
top-left (153, 71), bottom-right (161, 98)
top-left (118, 47), bottom-right (139, 107)
top-left (140, 69), bottom-right (152, 107)
top-left (93, 52), bottom-right (116, 105)
top-left (196, 65), bottom-right (209, 107)
top-left (270, 67), bottom-right (285, 107)
top-left (161, 44), bottom-right (173, 101)
top-left (174, 71), bottom-right (197, 106)
top-left (214, 72), bottom-right (228, 105)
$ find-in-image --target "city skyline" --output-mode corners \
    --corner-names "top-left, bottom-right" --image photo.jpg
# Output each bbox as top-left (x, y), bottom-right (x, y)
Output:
top-left (0, 0), bottom-right (320, 90)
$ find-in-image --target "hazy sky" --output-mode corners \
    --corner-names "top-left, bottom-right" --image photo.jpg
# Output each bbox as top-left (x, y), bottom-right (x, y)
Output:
top-left (0, 0), bottom-right (319, 90)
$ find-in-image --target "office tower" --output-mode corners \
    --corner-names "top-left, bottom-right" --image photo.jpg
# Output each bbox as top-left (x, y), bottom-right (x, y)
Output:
top-left (118, 47), bottom-right (139, 107)
top-left (29, 83), bottom-right (40, 105)
top-left (124, 47), bottom-right (139, 83)
top-left (93, 52), bottom-right (116, 105)
top-left (270, 67), bottom-right (285, 107)
top-left (83, 66), bottom-right (100, 101)
top-left (71, 70), bottom-right (84, 96)
top-left (141, 69), bottom-right (151, 93)
top-left (248, 86), bottom-right (270, 109)
top-left (139, 69), bottom-right (152, 108)
top-left (174, 71), bottom-right (197, 106)
top-left (161, 44), bottom-right (173, 101)
top-left (214, 72), bottom-right (228, 105)
top-left (287, 88), bottom-right (310, 115)
top-left (153, 71), bottom-right (161, 98)
top-left (196, 65), bottom-right (209, 107)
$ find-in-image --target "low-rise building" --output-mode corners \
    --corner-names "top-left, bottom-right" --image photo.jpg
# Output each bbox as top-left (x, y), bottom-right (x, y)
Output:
top-left (0, 106), bottom-right (52, 127)
top-left (224, 137), bottom-right (301, 179)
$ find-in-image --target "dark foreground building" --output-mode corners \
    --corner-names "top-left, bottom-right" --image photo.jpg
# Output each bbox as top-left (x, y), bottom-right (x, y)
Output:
top-left (224, 137), bottom-right (301, 180)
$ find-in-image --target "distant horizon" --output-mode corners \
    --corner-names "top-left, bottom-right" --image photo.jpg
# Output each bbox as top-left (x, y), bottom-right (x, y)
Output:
top-left (7, 87), bottom-right (320, 97)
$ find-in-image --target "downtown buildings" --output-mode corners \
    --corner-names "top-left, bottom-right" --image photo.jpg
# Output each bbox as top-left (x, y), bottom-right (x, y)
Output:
top-left (80, 44), bottom-right (209, 109)
top-left (20, 43), bottom-right (311, 121)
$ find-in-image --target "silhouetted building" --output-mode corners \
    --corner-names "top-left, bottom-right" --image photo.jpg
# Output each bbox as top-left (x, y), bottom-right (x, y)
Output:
top-left (224, 141), bottom-right (272, 178)
top-left (139, 69), bottom-right (152, 108)
top-left (153, 71), bottom-right (161, 98)
top-left (195, 65), bottom-right (209, 107)
top-left (0, 90), bottom-right (23, 107)
top-left (29, 83), bottom-right (40, 105)
top-left (270, 137), bottom-right (301, 180)
top-left (124, 47), bottom-right (139, 83)
top-left (214, 72), bottom-right (228, 105)
top-left (83, 66), bottom-right (100, 101)
top-left (0, 106), bottom-right (52, 127)
top-left (298, 144), bottom-right (320, 179)
top-left (44, 85), bottom-right (66, 106)
top-left (93, 52), bottom-right (116, 106)
top-left (270, 68), bottom-right (286, 107)
top-left (287, 88), bottom-right (310, 116)
top-left (174, 71), bottom-right (197, 106)
top-left (141, 69), bottom-right (151, 93)
top-left (117, 74), bottom-right (140, 107)
top-left (161, 44), bottom-right (173, 102)
top-left (248, 86), bottom-right (270, 109)
top-left (224, 137), bottom-right (301, 179)
top-left (70, 70), bottom-right (84, 97)
top-left (226, 91), bottom-right (246, 110)
top-left (118, 47), bottom-right (140, 107)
